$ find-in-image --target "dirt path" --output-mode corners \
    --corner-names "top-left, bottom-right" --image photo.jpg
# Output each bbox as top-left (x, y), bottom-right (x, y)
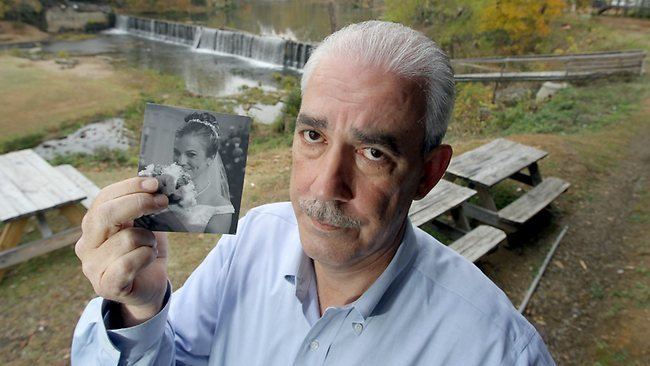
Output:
top-left (523, 102), bottom-right (650, 364)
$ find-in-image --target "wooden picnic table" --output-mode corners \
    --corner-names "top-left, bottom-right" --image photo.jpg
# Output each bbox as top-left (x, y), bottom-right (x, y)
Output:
top-left (445, 138), bottom-right (569, 233)
top-left (408, 179), bottom-right (506, 262)
top-left (0, 149), bottom-right (97, 279)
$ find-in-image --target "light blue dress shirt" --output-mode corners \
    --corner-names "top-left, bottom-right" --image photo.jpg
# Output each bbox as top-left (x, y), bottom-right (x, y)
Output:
top-left (72, 202), bottom-right (555, 365)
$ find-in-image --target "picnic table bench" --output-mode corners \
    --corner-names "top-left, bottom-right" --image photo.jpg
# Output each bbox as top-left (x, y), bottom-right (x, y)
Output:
top-left (446, 138), bottom-right (570, 233)
top-left (408, 179), bottom-right (506, 262)
top-left (0, 149), bottom-right (99, 280)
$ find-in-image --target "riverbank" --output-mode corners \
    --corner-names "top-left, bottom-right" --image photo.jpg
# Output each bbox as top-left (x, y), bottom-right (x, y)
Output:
top-left (0, 21), bottom-right (49, 44)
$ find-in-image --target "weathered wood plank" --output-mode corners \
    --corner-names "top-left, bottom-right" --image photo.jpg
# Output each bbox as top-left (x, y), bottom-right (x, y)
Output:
top-left (447, 138), bottom-right (547, 187)
top-left (499, 177), bottom-right (570, 224)
top-left (0, 227), bottom-right (81, 270)
top-left (18, 150), bottom-right (87, 203)
top-left (0, 167), bottom-right (38, 222)
top-left (449, 225), bottom-right (507, 263)
top-left (408, 180), bottom-right (476, 227)
top-left (0, 150), bottom-right (85, 219)
top-left (55, 164), bottom-right (100, 209)
top-left (0, 152), bottom-right (60, 212)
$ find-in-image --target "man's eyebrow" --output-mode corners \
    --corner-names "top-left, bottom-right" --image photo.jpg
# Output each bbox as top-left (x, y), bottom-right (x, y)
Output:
top-left (352, 128), bottom-right (402, 156)
top-left (296, 114), bottom-right (328, 130)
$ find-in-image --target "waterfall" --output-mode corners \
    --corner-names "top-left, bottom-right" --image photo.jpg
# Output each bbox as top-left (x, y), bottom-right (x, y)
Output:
top-left (115, 14), bottom-right (128, 32)
top-left (196, 28), bottom-right (285, 65)
top-left (115, 15), bottom-right (315, 68)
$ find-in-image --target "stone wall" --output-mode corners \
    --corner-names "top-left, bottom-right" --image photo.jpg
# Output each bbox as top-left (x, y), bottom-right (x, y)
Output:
top-left (45, 4), bottom-right (112, 33)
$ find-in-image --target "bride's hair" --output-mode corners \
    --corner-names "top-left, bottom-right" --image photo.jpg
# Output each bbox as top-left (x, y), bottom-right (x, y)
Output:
top-left (176, 112), bottom-right (220, 158)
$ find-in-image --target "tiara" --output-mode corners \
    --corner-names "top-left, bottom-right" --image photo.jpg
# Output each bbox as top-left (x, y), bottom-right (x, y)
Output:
top-left (187, 118), bottom-right (219, 138)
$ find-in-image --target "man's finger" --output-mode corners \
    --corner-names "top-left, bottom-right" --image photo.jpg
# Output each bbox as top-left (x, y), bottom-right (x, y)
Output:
top-left (96, 227), bottom-right (157, 265)
top-left (98, 245), bottom-right (158, 301)
top-left (92, 177), bottom-right (160, 209)
top-left (81, 192), bottom-right (168, 250)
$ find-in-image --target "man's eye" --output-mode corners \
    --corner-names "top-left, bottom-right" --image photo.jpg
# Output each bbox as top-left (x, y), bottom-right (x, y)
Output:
top-left (362, 147), bottom-right (384, 161)
top-left (302, 130), bottom-right (323, 143)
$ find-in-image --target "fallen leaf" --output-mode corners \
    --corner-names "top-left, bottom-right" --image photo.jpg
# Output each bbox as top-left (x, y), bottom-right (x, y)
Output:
top-left (579, 260), bottom-right (588, 271)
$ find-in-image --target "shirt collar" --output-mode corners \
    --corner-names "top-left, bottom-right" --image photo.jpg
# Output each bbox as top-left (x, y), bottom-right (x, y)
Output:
top-left (281, 219), bottom-right (418, 321)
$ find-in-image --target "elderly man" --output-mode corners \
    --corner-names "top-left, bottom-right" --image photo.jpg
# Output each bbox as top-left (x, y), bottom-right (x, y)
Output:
top-left (72, 21), bottom-right (555, 365)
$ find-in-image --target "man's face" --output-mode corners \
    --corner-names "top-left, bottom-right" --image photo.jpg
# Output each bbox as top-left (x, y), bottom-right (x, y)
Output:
top-left (290, 57), bottom-right (429, 270)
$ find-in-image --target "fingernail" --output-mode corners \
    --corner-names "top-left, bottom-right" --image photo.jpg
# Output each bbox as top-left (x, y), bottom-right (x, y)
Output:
top-left (154, 194), bottom-right (168, 207)
top-left (142, 178), bottom-right (158, 191)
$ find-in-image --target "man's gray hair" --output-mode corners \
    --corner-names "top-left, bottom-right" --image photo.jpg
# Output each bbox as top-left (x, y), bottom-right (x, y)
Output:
top-left (301, 20), bottom-right (455, 152)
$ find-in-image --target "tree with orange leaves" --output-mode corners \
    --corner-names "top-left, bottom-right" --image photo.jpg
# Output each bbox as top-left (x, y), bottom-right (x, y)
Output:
top-left (480, 0), bottom-right (565, 54)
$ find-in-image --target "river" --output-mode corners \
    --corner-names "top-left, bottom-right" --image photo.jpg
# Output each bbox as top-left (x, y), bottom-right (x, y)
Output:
top-left (42, 0), bottom-right (382, 99)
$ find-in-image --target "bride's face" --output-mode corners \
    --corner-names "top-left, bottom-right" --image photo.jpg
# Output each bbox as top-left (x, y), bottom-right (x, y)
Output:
top-left (173, 134), bottom-right (214, 180)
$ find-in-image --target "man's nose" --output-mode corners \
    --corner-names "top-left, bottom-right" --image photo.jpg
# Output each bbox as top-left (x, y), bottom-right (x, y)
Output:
top-left (310, 145), bottom-right (353, 202)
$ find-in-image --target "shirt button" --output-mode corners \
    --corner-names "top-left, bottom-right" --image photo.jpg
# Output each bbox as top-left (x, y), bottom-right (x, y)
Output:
top-left (353, 323), bottom-right (363, 334)
top-left (310, 340), bottom-right (319, 351)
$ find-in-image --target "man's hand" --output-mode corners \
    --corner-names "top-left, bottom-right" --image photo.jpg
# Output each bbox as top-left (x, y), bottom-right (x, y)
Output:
top-left (75, 177), bottom-right (170, 327)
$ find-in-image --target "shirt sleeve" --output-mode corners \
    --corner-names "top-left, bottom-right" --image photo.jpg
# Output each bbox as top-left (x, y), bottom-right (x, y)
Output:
top-left (513, 331), bottom-right (556, 366)
top-left (70, 227), bottom-right (241, 365)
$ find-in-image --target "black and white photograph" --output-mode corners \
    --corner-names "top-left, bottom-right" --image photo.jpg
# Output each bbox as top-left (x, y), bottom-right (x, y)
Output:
top-left (135, 103), bottom-right (251, 234)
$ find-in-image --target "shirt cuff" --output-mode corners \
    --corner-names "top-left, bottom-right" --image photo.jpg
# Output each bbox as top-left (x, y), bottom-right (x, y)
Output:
top-left (102, 281), bottom-right (172, 359)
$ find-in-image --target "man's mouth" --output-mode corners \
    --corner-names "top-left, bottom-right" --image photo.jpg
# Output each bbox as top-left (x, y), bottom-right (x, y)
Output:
top-left (309, 216), bottom-right (342, 232)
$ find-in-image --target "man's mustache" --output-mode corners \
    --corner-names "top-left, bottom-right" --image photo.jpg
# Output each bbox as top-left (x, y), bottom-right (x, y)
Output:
top-left (299, 199), bottom-right (362, 229)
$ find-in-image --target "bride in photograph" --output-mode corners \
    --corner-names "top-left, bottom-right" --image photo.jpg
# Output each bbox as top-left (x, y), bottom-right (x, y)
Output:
top-left (140, 112), bottom-right (234, 233)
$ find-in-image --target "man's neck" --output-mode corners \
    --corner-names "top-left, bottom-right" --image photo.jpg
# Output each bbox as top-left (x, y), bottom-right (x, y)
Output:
top-left (313, 224), bottom-right (406, 315)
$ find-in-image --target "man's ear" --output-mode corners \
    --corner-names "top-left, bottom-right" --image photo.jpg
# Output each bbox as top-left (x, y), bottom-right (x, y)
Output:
top-left (414, 144), bottom-right (452, 200)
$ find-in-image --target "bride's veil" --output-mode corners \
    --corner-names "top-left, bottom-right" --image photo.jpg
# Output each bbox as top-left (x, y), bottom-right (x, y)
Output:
top-left (212, 151), bottom-right (231, 203)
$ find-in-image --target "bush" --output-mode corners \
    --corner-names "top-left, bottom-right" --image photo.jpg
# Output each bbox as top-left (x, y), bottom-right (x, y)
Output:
top-left (0, 132), bottom-right (46, 154)
top-left (273, 86), bottom-right (301, 134)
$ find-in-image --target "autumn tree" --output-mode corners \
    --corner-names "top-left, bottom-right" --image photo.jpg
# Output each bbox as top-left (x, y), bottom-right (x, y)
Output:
top-left (384, 0), bottom-right (487, 58)
top-left (479, 0), bottom-right (566, 54)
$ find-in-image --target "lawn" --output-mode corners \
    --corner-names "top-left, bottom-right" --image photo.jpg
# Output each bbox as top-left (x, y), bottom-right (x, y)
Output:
top-left (0, 56), bottom-right (138, 148)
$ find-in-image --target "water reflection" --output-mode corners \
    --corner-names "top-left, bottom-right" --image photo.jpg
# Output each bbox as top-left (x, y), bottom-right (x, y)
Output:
top-left (43, 33), bottom-right (292, 97)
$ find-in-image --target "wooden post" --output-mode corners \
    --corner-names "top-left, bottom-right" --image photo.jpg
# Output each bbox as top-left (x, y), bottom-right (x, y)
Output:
top-left (450, 206), bottom-right (471, 233)
top-left (60, 204), bottom-right (87, 226)
top-left (475, 185), bottom-right (498, 211)
top-left (0, 218), bottom-right (29, 281)
top-left (528, 162), bottom-right (543, 186)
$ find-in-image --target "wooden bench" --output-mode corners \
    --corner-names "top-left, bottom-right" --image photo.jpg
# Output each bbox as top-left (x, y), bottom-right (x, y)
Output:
top-left (409, 179), bottom-right (475, 230)
top-left (449, 225), bottom-right (507, 263)
top-left (408, 180), bottom-right (507, 263)
top-left (0, 152), bottom-right (100, 277)
top-left (499, 177), bottom-right (570, 224)
top-left (463, 176), bottom-right (570, 233)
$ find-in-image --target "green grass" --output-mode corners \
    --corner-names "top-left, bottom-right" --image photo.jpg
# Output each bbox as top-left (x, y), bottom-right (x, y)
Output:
top-left (593, 341), bottom-right (639, 366)
top-left (485, 77), bottom-right (647, 136)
